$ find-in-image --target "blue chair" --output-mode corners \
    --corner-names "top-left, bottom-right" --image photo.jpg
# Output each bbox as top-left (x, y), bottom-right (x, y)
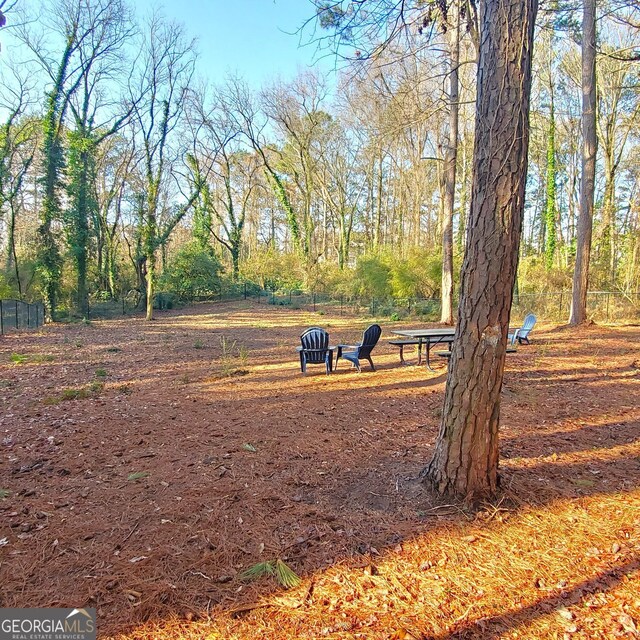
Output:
top-left (297, 327), bottom-right (333, 374)
top-left (335, 324), bottom-right (382, 372)
top-left (510, 313), bottom-right (536, 345)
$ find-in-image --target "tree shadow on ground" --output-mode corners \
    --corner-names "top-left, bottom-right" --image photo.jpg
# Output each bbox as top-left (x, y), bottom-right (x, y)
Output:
top-left (433, 554), bottom-right (639, 639)
top-left (2, 311), bottom-right (639, 638)
top-left (502, 420), bottom-right (640, 459)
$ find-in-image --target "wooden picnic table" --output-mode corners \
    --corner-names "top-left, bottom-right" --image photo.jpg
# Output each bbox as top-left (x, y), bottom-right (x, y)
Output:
top-left (390, 328), bottom-right (456, 371)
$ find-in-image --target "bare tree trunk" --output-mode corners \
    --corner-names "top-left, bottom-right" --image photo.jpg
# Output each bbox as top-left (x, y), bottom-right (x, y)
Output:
top-left (440, 1), bottom-right (460, 325)
top-left (423, 0), bottom-right (538, 500)
top-left (457, 134), bottom-right (469, 253)
top-left (375, 152), bottom-right (383, 248)
top-left (601, 156), bottom-right (616, 286)
top-left (8, 201), bottom-right (22, 298)
top-left (570, 0), bottom-right (597, 325)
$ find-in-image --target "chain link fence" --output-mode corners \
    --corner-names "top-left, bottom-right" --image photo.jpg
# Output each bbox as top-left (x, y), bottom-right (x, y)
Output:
top-left (511, 291), bottom-right (640, 323)
top-left (256, 289), bottom-right (639, 323)
top-left (74, 287), bottom-right (640, 324)
top-left (0, 300), bottom-right (46, 335)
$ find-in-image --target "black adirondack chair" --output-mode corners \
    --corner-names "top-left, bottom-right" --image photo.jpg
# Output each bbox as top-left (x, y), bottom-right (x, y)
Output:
top-left (335, 324), bottom-right (382, 372)
top-left (297, 327), bottom-right (333, 374)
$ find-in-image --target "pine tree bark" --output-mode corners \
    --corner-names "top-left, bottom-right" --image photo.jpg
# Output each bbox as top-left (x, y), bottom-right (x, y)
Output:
top-left (423, 0), bottom-right (538, 500)
top-left (569, 0), bottom-right (597, 325)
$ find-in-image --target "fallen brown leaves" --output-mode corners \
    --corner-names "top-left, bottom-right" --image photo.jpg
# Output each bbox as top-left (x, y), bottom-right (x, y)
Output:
top-left (0, 302), bottom-right (639, 639)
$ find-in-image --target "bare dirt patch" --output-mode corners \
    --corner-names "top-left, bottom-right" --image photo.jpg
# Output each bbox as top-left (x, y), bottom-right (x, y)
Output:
top-left (1, 301), bottom-right (639, 639)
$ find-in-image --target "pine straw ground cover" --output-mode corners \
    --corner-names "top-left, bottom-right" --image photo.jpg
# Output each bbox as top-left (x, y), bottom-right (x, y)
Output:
top-left (0, 300), bottom-right (639, 640)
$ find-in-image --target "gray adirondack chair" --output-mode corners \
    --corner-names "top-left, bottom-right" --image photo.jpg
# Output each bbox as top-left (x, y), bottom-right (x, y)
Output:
top-left (297, 327), bottom-right (333, 374)
top-left (510, 313), bottom-right (536, 345)
top-left (335, 324), bottom-right (382, 372)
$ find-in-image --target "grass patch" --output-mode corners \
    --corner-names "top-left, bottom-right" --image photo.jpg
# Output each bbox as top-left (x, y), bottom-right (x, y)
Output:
top-left (36, 354), bottom-right (56, 363)
top-left (127, 471), bottom-right (149, 481)
top-left (0, 489), bottom-right (10, 499)
top-left (95, 368), bottom-right (107, 378)
top-left (211, 335), bottom-right (250, 379)
top-left (60, 387), bottom-right (93, 401)
top-left (11, 353), bottom-right (55, 364)
top-left (44, 381), bottom-right (104, 404)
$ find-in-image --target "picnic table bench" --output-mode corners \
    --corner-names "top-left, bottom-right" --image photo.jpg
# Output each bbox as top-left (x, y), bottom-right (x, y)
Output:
top-left (388, 339), bottom-right (423, 364)
top-left (435, 347), bottom-right (518, 359)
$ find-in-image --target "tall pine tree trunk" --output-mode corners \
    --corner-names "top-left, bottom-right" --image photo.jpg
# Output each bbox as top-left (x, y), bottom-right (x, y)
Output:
top-left (440, 0), bottom-right (460, 325)
top-left (423, 0), bottom-right (538, 500)
top-left (570, 0), bottom-right (597, 325)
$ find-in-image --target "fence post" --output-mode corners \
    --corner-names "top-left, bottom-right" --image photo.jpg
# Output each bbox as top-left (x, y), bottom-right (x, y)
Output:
top-left (15, 300), bottom-right (19, 330)
top-left (27, 303), bottom-right (31, 328)
top-left (371, 297), bottom-right (376, 316)
top-left (289, 290), bottom-right (292, 304)
top-left (244, 282), bottom-right (247, 300)
top-left (606, 292), bottom-right (610, 321)
top-left (0, 300), bottom-right (3, 335)
top-left (340, 295), bottom-right (343, 316)
top-left (558, 292), bottom-right (563, 318)
top-left (313, 293), bottom-right (316, 312)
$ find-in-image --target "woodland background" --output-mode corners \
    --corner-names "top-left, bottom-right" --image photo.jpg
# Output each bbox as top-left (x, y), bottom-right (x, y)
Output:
top-left (0, 0), bottom-right (639, 320)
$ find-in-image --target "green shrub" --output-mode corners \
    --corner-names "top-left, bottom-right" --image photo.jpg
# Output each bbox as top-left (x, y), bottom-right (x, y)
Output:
top-left (353, 254), bottom-right (392, 299)
top-left (241, 248), bottom-right (304, 291)
top-left (154, 291), bottom-right (180, 310)
top-left (0, 273), bottom-right (15, 299)
top-left (389, 248), bottom-right (443, 299)
top-left (518, 255), bottom-right (572, 293)
top-left (307, 262), bottom-right (352, 296)
top-left (160, 242), bottom-right (224, 302)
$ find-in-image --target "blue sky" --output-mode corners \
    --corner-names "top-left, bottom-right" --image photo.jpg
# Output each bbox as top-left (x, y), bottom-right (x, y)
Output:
top-left (135, 0), bottom-right (336, 88)
top-left (0, 0), bottom-right (337, 90)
